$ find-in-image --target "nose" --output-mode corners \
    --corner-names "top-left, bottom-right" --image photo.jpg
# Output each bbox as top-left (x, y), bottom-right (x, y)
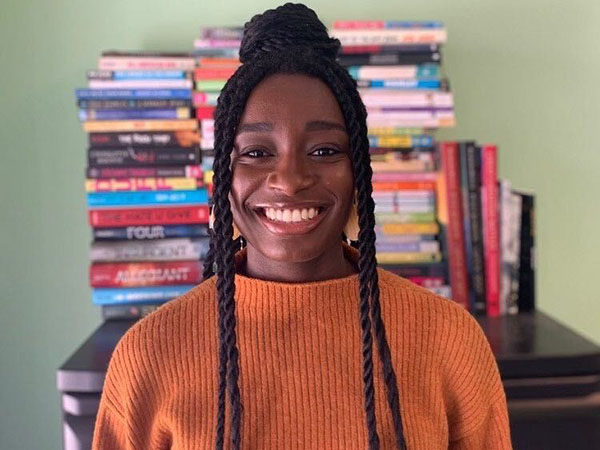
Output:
top-left (266, 150), bottom-right (316, 196)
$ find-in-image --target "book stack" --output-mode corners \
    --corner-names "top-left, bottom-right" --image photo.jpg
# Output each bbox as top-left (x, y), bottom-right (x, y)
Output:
top-left (76, 51), bottom-right (210, 320)
top-left (192, 27), bottom-right (243, 193)
top-left (331, 21), bottom-right (453, 298)
top-left (438, 141), bottom-right (535, 316)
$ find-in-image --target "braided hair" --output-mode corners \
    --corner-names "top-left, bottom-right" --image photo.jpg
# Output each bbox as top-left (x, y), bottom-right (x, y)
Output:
top-left (202, 4), bottom-right (407, 449)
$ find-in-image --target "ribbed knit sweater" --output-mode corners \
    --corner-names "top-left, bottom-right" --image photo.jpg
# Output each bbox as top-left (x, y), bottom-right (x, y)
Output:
top-left (92, 243), bottom-right (512, 450)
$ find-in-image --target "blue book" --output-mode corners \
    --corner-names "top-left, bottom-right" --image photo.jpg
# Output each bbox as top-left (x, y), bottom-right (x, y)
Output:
top-left (78, 108), bottom-right (189, 121)
top-left (87, 189), bottom-right (209, 208)
top-left (93, 224), bottom-right (209, 240)
top-left (380, 21), bottom-right (444, 29)
top-left (368, 134), bottom-right (435, 148)
top-left (75, 88), bottom-right (192, 100)
top-left (358, 79), bottom-right (441, 90)
top-left (92, 285), bottom-right (196, 305)
top-left (348, 64), bottom-right (440, 80)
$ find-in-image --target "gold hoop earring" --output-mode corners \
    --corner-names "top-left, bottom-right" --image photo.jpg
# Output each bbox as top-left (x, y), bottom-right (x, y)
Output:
top-left (343, 190), bottom-right (359, 242)
top-left (209, 208), bottom-right (241, 240)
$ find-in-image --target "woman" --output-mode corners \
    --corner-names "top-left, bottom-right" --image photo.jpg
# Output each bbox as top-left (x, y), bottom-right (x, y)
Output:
top-left (92, 4), bottom-right (512, 450)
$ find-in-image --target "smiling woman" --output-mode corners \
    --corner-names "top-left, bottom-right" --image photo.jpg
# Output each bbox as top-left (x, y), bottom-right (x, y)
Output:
top-left (230, 73), bottom-right (357, 279)
top-left (91, 3), bottom-right (512, 450)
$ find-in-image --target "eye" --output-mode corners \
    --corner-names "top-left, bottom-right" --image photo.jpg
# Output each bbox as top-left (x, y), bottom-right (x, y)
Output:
top-left (310, 147), bottom-right (341, 157)
top-left (240, 148), bottom-right (270, 158)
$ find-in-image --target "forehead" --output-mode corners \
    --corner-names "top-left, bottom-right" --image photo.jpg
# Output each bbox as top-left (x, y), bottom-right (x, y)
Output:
top-left (238, 73), bottom-right (346, 127)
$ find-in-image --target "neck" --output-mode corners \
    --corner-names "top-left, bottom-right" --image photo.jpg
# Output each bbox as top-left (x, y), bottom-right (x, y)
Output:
top-left (241, 241), bottom-right (358, 283)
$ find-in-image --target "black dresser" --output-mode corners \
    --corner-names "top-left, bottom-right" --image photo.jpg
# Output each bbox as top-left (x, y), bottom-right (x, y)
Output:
top-left (57, 311), bottom-right (600, 450)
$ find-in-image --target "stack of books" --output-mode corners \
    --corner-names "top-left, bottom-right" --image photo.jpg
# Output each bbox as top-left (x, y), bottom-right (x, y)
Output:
top-left (76, 51), bottom-right (210, 319)
top-left (438, 141), bottom-right (535, 316)
top-left (331, 21), bottom-right (453, 298)
top-left (193, 27), bottom-right (243, 192)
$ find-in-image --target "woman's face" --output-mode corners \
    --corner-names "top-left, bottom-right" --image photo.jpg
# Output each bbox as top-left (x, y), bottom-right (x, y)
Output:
top-left (230, 73), bottom-right (354, 263)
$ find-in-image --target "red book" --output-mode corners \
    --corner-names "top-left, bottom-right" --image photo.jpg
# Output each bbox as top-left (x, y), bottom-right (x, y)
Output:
top-left (195, 106), bottom-right (216, 120)
top-left (89, 205), bottom-right (209, 228)
top-left (194, 67), bottom-right (237, 80)
top-left (90, 261), bottom-right (202, 287)
top-left (372, 181), bottom-right (436, 191)
top-left (439, 142), bottom-right (470, 309)
top-left (481, 144), bottom-right (500, 316)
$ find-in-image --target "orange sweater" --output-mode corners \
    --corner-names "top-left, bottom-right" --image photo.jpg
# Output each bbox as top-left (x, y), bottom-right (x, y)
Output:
top-left (92, 243), bottom-right (512, 449)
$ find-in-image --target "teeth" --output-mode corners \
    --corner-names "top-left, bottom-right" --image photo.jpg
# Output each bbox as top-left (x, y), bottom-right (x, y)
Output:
top-left (264, 207), bottom-right (321, 223)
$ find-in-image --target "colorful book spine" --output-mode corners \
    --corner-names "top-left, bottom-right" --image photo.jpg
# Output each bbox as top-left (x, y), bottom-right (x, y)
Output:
top-left (86, 165), bottom-right (202, 179)
top-left (88, 205), bottom-right (210, 227)
top-left (331, 28), bottom-right (448, 46)
top-left (481, 144), bottom-right (500, 316)
top-left (83, 119), bottom-right (198, 132)
top-left (85, 177), bottom-right (200, 192)
top-left (88, 130), bottom-right (200, 148)
top-left (333, 21), bottom-right (444, 29)
top-left (377, 252), bottom-right (442, 264)
top-left (439, 142), bottom-right (470, 310)
top-left (76, 89), bottom-right (192, 100)
top-left (462, 143), bottom-right (486, 315)
top-left (88, 79), bottom-right (194, 89)
top-left (377, 222), bottom-right (439, 235)
top-left (87, 189), bottom-right (208, 208)
top-left (368, 135), bottom-right (434, 148)
top-left (90, 238), bottom-right (209, 262)
top-left (87, 147), bottom-right (200, 167)
top-left (87, 70), bottom-right (191, 80)
top-left (98, 56), bottom-right (195, 71)
top-left (79, 108), bottom-right (191, 121)
top-left (338, 52), bottom-right (441, 67)
top-left (90, 261), bottom-right (203, 287)
top-left (93, 224), bottom-right (209, 241)
top-left (79, 99), bottom-right (192, 109)
top-left (348, 64), bottom-right (440, 80)
top-left (92, 285), bottom-right (196, 305)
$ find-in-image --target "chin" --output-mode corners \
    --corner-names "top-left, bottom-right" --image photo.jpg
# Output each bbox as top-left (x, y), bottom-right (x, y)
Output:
top-left (255, 238), bottom-right (337, 264)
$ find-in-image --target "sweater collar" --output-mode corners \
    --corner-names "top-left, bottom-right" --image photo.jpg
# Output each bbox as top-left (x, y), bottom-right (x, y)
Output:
top-left (228, 242), bottom-right (363, 309)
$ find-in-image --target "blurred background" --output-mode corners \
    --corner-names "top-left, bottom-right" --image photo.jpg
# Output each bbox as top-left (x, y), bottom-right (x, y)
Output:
top-left (1, 0), bottom-right (599, 448)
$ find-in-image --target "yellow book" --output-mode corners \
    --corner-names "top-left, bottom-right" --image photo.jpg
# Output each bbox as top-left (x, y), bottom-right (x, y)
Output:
top-left (380, 222), bottom-right (439, 235)
top-left (377, 251), bottom-right (442, 264)
top-left (83, 119), bottom-right (198, 132)
top-left (368, 127), bottom-right (425, 135)
top-left (85, 177), bottom-right (198, 192)
top-left (203, 170), bottom-right (214, 186)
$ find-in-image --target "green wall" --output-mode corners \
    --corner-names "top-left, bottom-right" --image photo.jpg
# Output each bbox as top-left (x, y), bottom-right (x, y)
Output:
top-left (1, 0), bottom-right (598, 447)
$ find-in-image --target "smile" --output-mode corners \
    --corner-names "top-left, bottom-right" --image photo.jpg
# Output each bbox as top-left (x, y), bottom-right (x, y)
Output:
top-left (254, 206), bottom-right (328, 235)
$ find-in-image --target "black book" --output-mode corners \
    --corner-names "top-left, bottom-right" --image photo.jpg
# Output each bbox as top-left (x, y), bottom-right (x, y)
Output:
top-left (460, 142), bottom-right (486, 315)
top-left (93, 224), bottom-right (210, 241)
top-left (516, 192), bottom-right (535, 312)
top-left (102, 303), bottom-right (162, 320)
top-left (88, 130), bottom-right (198, 148)
top-left (88, 147), bottom-right (200, 167)
top-left (338, 51), bottom-right (441, 67)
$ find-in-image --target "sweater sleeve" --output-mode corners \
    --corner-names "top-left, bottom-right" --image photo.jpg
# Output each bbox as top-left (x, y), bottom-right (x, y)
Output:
top-left (443, 305), bottom-right (513, 449)
top-left (92, 336), bottom-right (131, 450)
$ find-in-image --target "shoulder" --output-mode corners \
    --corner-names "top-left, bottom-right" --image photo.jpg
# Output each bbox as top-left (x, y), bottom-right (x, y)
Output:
top-left (377, 267), bottom-right (480, 334)
top-left (107, 277), bottom-right (217, 384)
top-left (377, 269), bottom-right (507, 441)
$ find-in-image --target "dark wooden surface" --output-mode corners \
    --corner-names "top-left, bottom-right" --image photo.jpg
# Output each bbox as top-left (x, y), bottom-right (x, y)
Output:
top-left (57, 310), bottom-right (600, 450)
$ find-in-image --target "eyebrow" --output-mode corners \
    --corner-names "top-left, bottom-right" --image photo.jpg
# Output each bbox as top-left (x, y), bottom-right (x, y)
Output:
top-left (236, 120), bottom-right (346, 134)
